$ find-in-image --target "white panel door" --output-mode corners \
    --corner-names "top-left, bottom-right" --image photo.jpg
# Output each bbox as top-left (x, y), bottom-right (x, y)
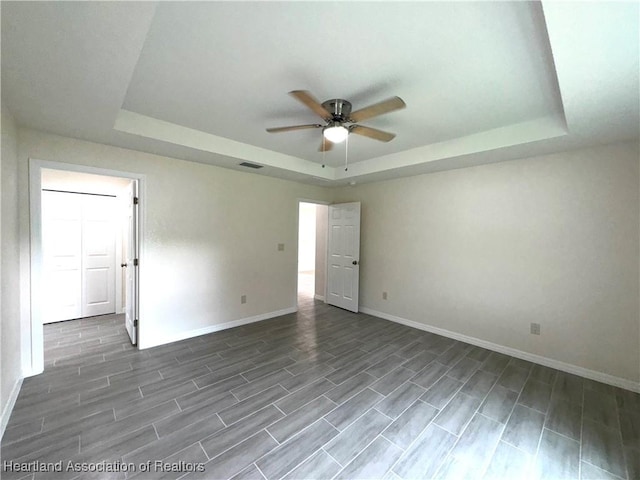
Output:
top-left (42, 191), bottom-right (82, 323)
top-left (81, 195), bottom-right (117, 317)
top-left (124, 181), bottom-right (139, 345)
top-left (42, 191), bottom-right (117, 323)
top-left (327, 202), bottom-right (361, 312)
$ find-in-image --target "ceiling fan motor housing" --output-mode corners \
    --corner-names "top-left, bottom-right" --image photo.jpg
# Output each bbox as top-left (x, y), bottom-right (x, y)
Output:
top-left (322, 99), bottom-right (352, 122)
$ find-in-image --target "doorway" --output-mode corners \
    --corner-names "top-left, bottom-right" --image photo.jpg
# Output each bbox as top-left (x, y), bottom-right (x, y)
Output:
top-left (28, 159), bottom-right (143, 375)
top-left (41, 174), bottom-right (128, 323)
top-left (297, 201), bottom-right (328, 308)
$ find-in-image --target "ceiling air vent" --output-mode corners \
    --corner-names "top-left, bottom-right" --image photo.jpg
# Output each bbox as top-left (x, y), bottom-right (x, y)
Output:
top-left (239, 162), bottom-right (263, 169)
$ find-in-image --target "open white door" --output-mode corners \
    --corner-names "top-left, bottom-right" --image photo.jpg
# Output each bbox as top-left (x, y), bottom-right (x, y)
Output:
top-left (327, 202), bottom-right (361, 312)
top-left (124, 181), bottom-right (139, 345)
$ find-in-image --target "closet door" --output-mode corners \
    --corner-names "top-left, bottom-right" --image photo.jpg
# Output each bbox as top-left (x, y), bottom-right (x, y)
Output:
top-left (42, 191), bottom-right (82, 323)
top-left (81, 195), bottom-right (116, 317)
top-left (42, 191), bottom-right (116, 323)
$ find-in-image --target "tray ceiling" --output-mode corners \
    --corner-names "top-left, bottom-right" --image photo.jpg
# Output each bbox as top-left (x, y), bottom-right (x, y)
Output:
top-left (2, 1), bottom-right (638, 185)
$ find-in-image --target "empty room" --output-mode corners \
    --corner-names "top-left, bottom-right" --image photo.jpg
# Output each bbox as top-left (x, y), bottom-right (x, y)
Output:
top-left (1, 1), bottom-right (638, 480)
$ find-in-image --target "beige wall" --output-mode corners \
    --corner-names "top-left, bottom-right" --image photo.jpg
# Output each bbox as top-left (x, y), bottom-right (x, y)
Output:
top-left (1, 103), bottom-right (22, 434)
top-left (18, 129), bottom-right (332, 350)
top-left (335, 141), bottom-right (640, 384)
top-left (8, 126), bottom-right (640, 390)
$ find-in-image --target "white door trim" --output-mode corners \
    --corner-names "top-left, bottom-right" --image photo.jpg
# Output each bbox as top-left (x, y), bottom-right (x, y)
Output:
top-left (28, 159), bottom-right (145, 376)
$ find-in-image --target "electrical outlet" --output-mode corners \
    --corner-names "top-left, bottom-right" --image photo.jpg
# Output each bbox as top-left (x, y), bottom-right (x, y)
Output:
top-left (277, 243), bottom-right (285, 251)
top-left (382, 291), bottom-right (388, 300)
top-left (530, 323), bottom-right (541, 335)
top-left (241, 295), bottom-right (247, 304)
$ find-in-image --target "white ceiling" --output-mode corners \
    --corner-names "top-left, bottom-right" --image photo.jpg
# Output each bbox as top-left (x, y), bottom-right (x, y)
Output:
top-left (41, 169), bottom-right (131, 197)
top-left (2, 1), bottom-right (638, 186)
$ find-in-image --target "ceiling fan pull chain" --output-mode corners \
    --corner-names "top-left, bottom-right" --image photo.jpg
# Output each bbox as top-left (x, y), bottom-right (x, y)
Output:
top-left (345, 134), bottom-right (349, 171)
top-left (322, 134), bottom-right (326, 168)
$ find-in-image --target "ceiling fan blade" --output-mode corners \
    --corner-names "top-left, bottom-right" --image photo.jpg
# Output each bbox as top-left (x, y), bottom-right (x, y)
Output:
top-left (350, 125), bottom-right (396, 142)
top-left (318, 138), bottom-right (334, 152)
top-left (266, 124), bottom-right (322, 133)
top-left (289, 90), bottom-right (332, 120)
top-left (349, 96), bottom-right (406, 123)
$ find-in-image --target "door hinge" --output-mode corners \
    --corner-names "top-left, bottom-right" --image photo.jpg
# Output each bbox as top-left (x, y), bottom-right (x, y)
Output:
top-left (133, 196), bottom-right (139, 205)
top-left (133, 258), bottom-right (139, 267)
top-left (134, 319), bottom-right (138, 327)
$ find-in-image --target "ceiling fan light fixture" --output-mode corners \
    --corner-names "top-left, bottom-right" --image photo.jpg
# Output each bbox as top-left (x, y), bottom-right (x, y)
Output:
top-left (323, 124), bottom-right (349, 143)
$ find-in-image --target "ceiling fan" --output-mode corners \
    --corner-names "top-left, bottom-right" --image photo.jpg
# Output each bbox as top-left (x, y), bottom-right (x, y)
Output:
top-left (267, 90), bottom-right (406, 152)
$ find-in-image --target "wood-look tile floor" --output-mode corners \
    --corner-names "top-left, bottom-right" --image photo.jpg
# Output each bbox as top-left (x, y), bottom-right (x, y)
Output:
top-left (2, 297), bottom-right (639, 480)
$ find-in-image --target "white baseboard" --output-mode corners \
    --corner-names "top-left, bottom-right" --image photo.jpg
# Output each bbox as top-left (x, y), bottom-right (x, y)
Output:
top-left (360, 307), bottom-right (640, 393)
top-left (314, 294), bottom-right (325, 301)
top-left (139, 307), bottom-right (297, 350)
top-left (0, 377), bottom-right (24, 441)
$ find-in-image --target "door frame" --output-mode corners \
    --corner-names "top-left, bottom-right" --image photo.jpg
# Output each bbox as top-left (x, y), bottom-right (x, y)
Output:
top-left (295, 198), bottom-right (330, 309)
top-left (28, 159), bottom-right (145, 375)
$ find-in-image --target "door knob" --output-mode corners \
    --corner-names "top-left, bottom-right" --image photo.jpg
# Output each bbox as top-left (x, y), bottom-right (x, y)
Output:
top-left (352, 260), bottom-right (359, 265)
top-left (121, 263), bottom-right (128, 268)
